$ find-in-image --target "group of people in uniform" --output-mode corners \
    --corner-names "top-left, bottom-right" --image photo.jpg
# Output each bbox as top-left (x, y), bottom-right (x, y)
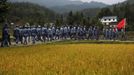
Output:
top-left (1, 23), bottom-right (125, 47)
top-left (103, 28), bottom-right (126, 40)
top-left (12, 24), bottom-right (100, 45)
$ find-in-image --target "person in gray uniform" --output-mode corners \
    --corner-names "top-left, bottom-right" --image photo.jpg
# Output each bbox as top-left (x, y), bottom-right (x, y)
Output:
top-left (42, 26), bottom-right (48, 42)
top-left (1, 23), bottom-right (10, 47)
top-left (13, 26), bottom-right (20, 44)
top-left (31, 26), bottom-right (37, 44)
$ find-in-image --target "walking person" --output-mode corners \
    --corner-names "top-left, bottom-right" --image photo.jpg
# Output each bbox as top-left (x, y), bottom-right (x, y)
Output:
top-left (1, 23), bottom-right (10, 47)
top-left (13, 26), bottom-right (20, 44)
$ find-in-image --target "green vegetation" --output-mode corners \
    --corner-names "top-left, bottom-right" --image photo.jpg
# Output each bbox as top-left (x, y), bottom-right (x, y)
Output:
top-left (48, 40), bottom-right (134, 45)
top-left (8, 2), bottom-right (56, 25)
top-left (56, 11), bottom-right (103, 27)
top-left (0, 0), bottom-right (9, 22)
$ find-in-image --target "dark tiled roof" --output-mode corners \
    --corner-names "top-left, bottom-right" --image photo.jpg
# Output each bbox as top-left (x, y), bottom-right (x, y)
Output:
top-left (102, 16), bottom-right (117, 19)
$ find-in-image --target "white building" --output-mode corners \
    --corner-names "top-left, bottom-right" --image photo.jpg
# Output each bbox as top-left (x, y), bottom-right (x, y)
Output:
top-left (100, 16), bottom-right (118, 28)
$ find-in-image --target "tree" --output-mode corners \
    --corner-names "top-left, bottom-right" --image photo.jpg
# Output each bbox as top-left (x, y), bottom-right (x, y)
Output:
top-left (0, 0), bottom-right (9, 22)
top-left (97, 8), bottom-right (113, 18)
top-left (55, 15), bottom-right (64, 26)
top-left (67, 11), bottom-right (74, 25)
top-left (8, 2), bottom-right (56, 25)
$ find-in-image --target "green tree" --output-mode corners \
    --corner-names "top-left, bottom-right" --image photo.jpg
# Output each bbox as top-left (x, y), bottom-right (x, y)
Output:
top-left (55, 15), bottom-right (64, 26)
top-left (0, 0), bottom-right (9, 22)
top-left (97, 8), bottom-right (113, 18)
top-left (67, 11), bottom-right (74, 25)
top-left (8, 2), bottom-right (56, 25)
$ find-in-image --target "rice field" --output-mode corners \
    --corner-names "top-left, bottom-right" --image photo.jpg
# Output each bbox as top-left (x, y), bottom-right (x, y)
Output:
top-left (0, 44), bottom-right (134, 75)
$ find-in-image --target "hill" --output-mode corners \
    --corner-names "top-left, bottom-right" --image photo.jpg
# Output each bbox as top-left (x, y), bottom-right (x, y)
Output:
top-left (127, 0), bottom-right (134, 4)
top-left (80, 8), bottom-right (101, 18)
top-left (8, 2), bottom-right (56, 25)
top-left (9, 0), bottom-right (108, 14)
top-left (9, 0), bottom-right (83, 7)
top-left (51, 1), bottom-right (108, 13)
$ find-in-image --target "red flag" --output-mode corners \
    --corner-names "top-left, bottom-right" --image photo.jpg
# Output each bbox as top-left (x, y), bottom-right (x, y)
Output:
top-left (117, 18), bottom-right (126, 30)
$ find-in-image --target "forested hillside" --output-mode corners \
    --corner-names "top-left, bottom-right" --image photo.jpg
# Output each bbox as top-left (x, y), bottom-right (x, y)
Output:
top-left (81, 8), bottom-right (101, 18)
top-left (51, 1), bottom-right (107, 13)
top-left (127, 0), bottom-right (134, 4)
top-left (8, 2), bottom-right (56, 25)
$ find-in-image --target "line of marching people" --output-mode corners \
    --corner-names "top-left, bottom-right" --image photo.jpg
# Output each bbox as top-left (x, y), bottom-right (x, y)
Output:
top-left (12, 25), bottom-right (100, 45)
top-left (103, 28), bottom-right (125, 40)
top-left (1, 23), bottom-right (125, 47)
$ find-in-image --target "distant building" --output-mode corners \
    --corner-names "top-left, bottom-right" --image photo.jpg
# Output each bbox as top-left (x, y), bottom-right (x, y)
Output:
top-left (100, 16), bottom-right (118, 29)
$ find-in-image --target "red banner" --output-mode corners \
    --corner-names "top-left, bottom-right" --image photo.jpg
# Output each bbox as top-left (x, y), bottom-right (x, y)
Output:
top-left (117, 18), bottom-right (126, 30)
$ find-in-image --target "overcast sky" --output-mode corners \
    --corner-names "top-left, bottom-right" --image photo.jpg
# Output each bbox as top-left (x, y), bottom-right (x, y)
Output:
top-left (74, 0), bottom-right (126, 4)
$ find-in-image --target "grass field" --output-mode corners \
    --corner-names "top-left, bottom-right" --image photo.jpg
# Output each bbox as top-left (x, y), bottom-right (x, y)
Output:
top-left (0, 44), bottom-right (134, 75)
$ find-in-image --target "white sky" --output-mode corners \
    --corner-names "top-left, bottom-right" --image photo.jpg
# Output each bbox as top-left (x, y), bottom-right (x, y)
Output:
top-left (74, 0), bottom-right (126, 5)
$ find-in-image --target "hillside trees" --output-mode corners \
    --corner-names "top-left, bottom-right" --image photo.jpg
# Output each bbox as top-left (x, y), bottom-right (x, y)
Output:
top-left (8, 2), bottom-right (56, 25)
top-left (0, 0), bottom-right (9, 22)
top-left (65, 11), bottom-right (103, 27)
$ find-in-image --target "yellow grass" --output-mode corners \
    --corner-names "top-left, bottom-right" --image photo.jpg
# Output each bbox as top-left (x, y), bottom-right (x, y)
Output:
top-left (0, 44), bottom-right (134, 75)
